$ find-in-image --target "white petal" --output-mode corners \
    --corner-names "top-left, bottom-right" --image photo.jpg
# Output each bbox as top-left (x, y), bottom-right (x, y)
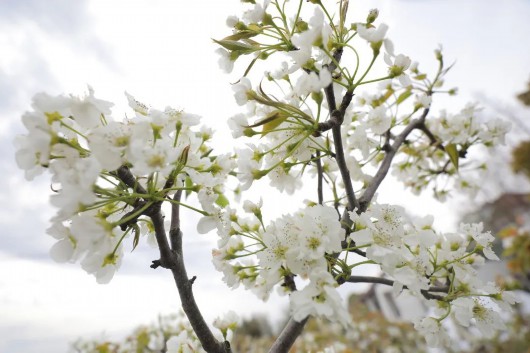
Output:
top-left (49, 239), bottom-right (74, 263)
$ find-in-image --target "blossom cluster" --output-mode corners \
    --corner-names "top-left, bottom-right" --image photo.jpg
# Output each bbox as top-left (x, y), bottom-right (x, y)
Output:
top-left (210, 0), bottom-right (516, 348)
top-left (15, 0), bottom-right (518, 350)
top-left (351, 205), bottom-right (517, 345)
top-left (15, 87), bottom-right (234, 283)
top-left (212, 204), bottom-right (351, 326)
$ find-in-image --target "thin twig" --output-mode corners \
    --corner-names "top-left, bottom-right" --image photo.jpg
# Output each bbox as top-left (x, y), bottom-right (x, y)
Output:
top-left (316, 151), bottom-right (324, 205)
top-left (324, 87), bottom-right (359, 213)
top-left (346, 275), bottom-right (448, 301)
top-left (147, 204), bottom-right (175, 269)
top-left (358, 108), bottom-right (430, 212)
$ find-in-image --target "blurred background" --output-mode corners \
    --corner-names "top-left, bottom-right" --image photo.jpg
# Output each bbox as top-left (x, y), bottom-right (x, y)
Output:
top-left (1, 0), bottom-right (530, 352)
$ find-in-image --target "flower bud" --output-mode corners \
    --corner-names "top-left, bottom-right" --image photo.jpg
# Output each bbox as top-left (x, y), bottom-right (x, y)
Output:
top-left (367, 9), bottom-right (379, 24)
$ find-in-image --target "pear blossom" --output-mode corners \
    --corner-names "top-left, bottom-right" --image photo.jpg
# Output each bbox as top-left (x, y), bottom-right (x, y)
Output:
top-left (232, 77), bottom-right (253, 106)
top-left (414, 317), bottom-right (449, 347)
top-left (356, 23), bottom-right (389, 43)
top-left (215, 48), bottom-right (234, 73)
top-left (241, 0), bottom-right (270, 24)
top-left (166, 331), bottom-right (203, 353)
top-left (366, 106), bottom-right (391, 135)
top-left (290, 269), bottom-right (351, 327)
top-left (384, 53), bottom-right (412, 86)
top-left (293, 70), bottom-right (332, 96)
top-left (69, 85), bottom-right (113, 130)
top-left (227, 113), bottom-right (248, 138)
top-left (213, 311), bottom-right (239, 339)
top-left (289, 8), bottom-right (331, 67)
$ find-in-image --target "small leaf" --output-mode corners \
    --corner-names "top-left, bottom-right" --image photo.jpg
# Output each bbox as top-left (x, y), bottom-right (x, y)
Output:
top-left (213, 39), bottom-right (255, 52)
top-left (222, 31), bottom-right (258, 41)
top-left (396, 90), bottom-right (412, 104)
top-left (131, 224), bottom-right (141, 252)
top-left (178, 145), bottom-right (190, 167)
top-left (262, 115), bottom-right (287, 133)
top-left (185, 176), bottom-right (193, 197)
top-left (445, 143), bottom-right (459, 171)
top-left (414, 74), bottom-right (427, 80)
top-left (215, 193), bottom-right (229, 208)
top-left (246, 110), bottom-right (288, 134)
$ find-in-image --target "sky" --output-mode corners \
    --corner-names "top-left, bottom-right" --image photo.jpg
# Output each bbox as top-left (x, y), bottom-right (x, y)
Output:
top-left (1, 0), bottom-right (530, 352)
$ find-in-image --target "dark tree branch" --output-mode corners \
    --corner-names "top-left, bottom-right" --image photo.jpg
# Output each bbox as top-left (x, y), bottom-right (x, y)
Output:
top-left (358, 108), bottom-right (430, 213)
top-left (268, 317), bottom-right (309, 353)
top-left (115, 165), bottom-right (148, 195)
top-left (170, 189), bottom-right (183, 250)
top-left (417, 123), bottom-right (445, 152)
top-left (346, 275), bottom-right (448, 301)
top-left (316, 151), bottom-right (324, 205)
top-left (152, 190), bottom-right (230, 353)
top-left (341, 240), bottom-right (366, 257)
top-left (323, 86), bottom-right (359, 213)
top-left (147, 204), bottom-right (175, 269)
top-left (118, 200), bottom-right (148, 231)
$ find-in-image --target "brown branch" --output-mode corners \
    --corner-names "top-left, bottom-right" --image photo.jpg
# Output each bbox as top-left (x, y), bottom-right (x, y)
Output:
top-left (417, 123), bottom-right (445, 152)
top-left (346, 275), bottom-right (448, 301)
top-left (325, 90), bottom-right (359, 213)
top-left (147, 203), bottom-right (175, 270)
top-left (170, 189), bottom-right (183, 250)
top-left (151, 191), bottom-right (229, 353)
top-left (358, 108), bottom-right (430, 213)
top-left (268, 317), bottom-right (309, 353)
top-left (316, 151), bottom-right (324, 205)
top-left (341, 240), bottom-right (366, 257)
top-left (115, 165), bottom-right (148, 195)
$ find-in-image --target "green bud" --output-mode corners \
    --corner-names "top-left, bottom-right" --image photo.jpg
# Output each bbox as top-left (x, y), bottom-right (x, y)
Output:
top-left (243, 128), bottom-right (257, 137)
top-left (311, 91), bottom-right (323, 105)
top-left (262, 13), bottom-right (274, 26)
top-left (235, 22), bottom-right (248, 31)
top-left (258, 51), bottom-right (269, 60)
top-left (251, 169), bottom-right (267, 180)
top-left (246, 90), bottom-right (258, 101)
top-left (370, 40), bottom-right (382, 55)
top-left (366, 9), bottom-right (379, 24)
top-left (388, 65), bottom-right (405, 78)
top-left (295, 20), bottom-right (309, 33)
top-left (434, 48), bottom-right (443, 61)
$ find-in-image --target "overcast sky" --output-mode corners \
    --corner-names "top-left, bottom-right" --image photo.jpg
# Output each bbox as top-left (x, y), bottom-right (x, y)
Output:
top-left (1, 1), bottom-right (530, 352)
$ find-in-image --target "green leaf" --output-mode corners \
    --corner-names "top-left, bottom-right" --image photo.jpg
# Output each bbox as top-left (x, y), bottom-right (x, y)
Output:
top-left (413, 74), bottom-right (427, 80)
top-left (185, 176), bottom-right (194, 197)
top-left (396, 90), bottom-right (412, 104)
top-left (212, 39), bottom-right (255, 52)
top-left (445, 143), bottom-right (459, 171)
top-left (215, 193), bottom-right (229, 208)
top-left (222, 31), bottom-right (258, 41)
top-left (178, 145), bottom-right (190, 167)
top-left (131, 224), bottom-right (141, 252)
top-left (246, 110), bottom-right (288, 133)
